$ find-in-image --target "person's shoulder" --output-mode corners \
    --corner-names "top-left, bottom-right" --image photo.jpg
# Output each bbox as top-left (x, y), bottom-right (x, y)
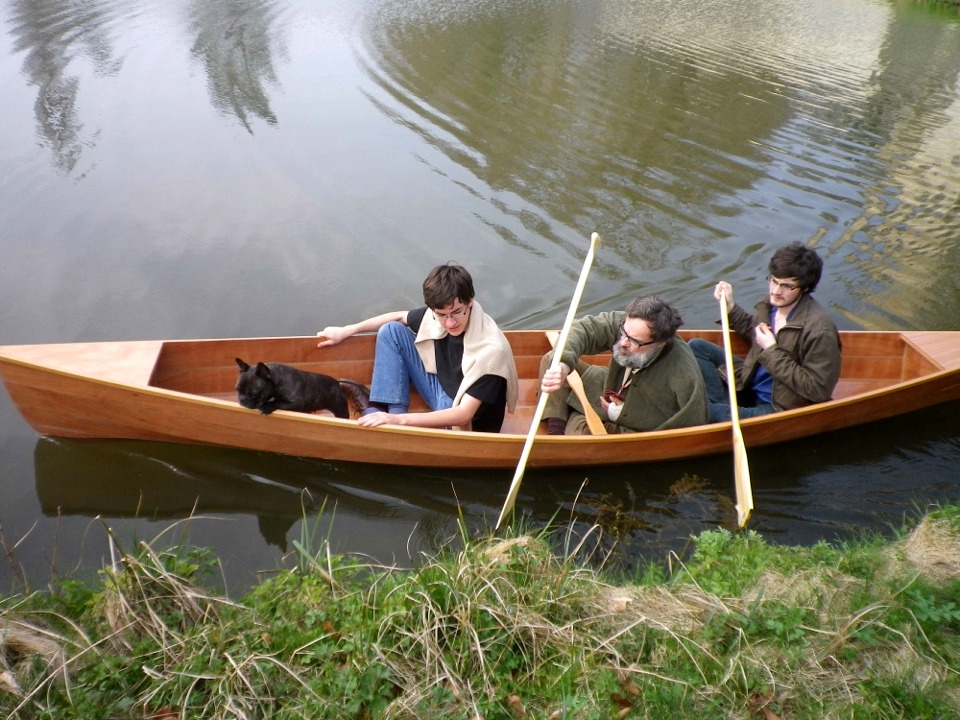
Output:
top-left (582, 309), bottom-right (624, 326)
top-left (670, 336), bottom-right (699, 361)
top-left (798, 295), bottom-right (838, 326)
top-left (408, 306), bottom-right (428, 331)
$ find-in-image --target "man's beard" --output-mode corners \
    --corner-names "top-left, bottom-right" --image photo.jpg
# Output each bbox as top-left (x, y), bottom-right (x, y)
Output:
top-left (612, 343), bottom-right (661, 369)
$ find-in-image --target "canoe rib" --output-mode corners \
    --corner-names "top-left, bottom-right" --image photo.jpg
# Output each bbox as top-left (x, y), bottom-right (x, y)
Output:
top-left (0, 331), bottom-right (958, 468)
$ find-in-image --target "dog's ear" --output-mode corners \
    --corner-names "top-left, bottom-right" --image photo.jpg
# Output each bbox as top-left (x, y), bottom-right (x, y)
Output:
top-left (235, 358), bottom-right (250, 371)
top-left (255, 362), bottom-right (273, 380)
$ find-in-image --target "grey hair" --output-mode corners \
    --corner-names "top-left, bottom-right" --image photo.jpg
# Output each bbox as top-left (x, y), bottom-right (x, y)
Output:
top-left (624, 296), bottom-right (683, 341)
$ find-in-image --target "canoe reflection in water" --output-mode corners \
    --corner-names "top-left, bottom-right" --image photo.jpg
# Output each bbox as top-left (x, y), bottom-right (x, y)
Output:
top-left (32, 436), bottom-right (737, 569)
top-left (31, 398), bottom-right (960, 584)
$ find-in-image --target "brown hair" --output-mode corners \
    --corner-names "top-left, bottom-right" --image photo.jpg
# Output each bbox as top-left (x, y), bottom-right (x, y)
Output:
top-left (422, 263), bottom-right (475, 309)
top-left (769, 242), bottom-right (824, 292)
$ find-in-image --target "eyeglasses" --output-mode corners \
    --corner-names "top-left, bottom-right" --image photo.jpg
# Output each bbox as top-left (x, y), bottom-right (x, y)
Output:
top-left (433, 304), bottom-right (470, 322)
top-left (767, 275), bottom-right (800, 292)
top-left (618, 321), bottom-right (658, 350)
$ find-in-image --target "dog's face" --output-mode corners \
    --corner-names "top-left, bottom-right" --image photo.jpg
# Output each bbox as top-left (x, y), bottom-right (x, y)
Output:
top-left (235, 358), bottom-right (275, 410)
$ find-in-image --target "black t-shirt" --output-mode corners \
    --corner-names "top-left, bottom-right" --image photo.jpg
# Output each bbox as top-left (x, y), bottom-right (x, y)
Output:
top-left (408, 307), bottom-right (508, 432)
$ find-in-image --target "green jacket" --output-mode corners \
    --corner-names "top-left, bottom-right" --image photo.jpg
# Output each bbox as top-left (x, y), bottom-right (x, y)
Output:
top-left (725, 293), bottom-right (842, 410)
top-left (560, 311), bottom-right (709, 433)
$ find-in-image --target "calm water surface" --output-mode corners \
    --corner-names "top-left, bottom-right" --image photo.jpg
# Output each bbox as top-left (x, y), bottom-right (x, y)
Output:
top-left (1, 0), bottom-right (959, 593)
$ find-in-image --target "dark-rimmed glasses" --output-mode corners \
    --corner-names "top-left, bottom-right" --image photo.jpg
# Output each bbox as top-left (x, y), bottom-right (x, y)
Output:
top-left (618, 321), bottom-right (657, 350)
top-left (433, 304), bottom-right (470, 322)
top-left (767, 275), bottom-right (800, 292)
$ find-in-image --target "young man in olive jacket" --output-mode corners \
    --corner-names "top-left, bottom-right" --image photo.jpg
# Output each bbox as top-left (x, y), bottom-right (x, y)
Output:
top-left (689, 242), bottom-right (842, 423)
top-left (539, 296), bottom-right (708, 435)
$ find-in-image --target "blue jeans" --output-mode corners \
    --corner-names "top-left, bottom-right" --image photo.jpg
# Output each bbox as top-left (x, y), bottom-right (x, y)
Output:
top-left (370, 322), bottom-right (453, 412)
top-left (688, 338), bottom-right (776, 423)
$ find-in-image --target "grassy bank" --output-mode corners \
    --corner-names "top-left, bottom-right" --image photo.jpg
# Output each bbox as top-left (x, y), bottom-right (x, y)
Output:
top-left (3, 506), bottom-right (960, 719)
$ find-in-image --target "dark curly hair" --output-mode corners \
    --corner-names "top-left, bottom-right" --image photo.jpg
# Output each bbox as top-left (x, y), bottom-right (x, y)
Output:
top-left (625, 296), bottom-right (683, 342)
top-left (769, 242), bottom-right (823, 292)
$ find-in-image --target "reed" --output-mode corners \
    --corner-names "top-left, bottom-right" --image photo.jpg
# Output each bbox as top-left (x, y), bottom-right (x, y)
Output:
top-left (2, 506), bottom-right (959, 718)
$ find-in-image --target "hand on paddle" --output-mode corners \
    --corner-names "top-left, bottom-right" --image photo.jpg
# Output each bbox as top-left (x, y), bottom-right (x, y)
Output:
top-left (714, 281), bottom-right (776, 350)
top-left (712, 281), bottom-right (735, 306)
top-left (540, 362), bottom-right (570, 394)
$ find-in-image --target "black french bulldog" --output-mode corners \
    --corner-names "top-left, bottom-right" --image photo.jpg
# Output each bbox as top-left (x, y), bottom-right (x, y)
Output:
top-left (235, 358), bottom-right (370, 418)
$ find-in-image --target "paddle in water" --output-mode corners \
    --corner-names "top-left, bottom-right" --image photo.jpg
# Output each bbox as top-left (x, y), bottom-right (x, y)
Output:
top-left (496, 232), bottom-right (601, 529)
top-left (719, 290), bottom-right (754, 527)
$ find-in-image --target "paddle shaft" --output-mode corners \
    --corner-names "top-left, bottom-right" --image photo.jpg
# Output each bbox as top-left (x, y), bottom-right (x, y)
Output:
top-left (496, 232), bottom-right (601, 528)
top-left (719, 291), bottom-right (754, 527)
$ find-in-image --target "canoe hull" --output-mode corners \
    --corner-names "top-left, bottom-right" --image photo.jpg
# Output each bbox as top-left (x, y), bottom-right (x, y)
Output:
top-left (1, 331), bottom-right (958, 468)
top-left (0, 357), bottom-right (722, 467)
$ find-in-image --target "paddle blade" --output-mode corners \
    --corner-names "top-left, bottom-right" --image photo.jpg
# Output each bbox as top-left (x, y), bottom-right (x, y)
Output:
top-left (732, 428), bottom-right (753, 527)
top-left (565, 371), bottom-right (607, 435)
top-left (496, 390), bottom-right (549, 528)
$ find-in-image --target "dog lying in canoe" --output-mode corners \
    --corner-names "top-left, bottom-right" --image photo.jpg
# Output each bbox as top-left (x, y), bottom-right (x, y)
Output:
top-left (234, 358), bottom-right (370, 418)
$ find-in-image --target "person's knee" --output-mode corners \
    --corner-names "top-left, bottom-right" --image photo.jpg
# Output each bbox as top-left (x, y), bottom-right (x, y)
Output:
top-left (377, 321), bottom-right (404, 340)
top-left (538, 350), bottom-right (553, 377)
top-left (708, 403), bottom-right (732, 423)
top-left (376, 322), bottom-right (415, 353)
top-left (690, 338), bottom-right (724, 370)
top-left (688, 338), bottom-right (713, 359)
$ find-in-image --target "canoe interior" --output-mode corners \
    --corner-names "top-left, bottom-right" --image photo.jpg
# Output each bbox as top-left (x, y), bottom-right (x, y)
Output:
top-left (145, 330), bottom-right (952, 435)
top-left (0, 329), bottom-right (957, 467)
top-left (149, 333), bottom-right (569, 432)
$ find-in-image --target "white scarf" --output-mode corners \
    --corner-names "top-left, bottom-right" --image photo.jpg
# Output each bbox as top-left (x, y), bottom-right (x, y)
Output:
top-left (414, 300), bottom-right (519, 412)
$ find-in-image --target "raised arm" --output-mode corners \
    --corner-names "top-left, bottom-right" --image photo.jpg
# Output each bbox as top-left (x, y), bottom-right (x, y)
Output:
top-left (317, 311), bottom-right (408, 347)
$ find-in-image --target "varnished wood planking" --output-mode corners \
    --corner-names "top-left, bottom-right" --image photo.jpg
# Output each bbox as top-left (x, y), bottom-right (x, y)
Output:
top-left (2, 330), bottom-right (958, 468)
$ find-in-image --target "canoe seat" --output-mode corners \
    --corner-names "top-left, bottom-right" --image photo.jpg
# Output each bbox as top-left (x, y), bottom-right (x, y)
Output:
top-left (832, 378), bottom-right (896, 400)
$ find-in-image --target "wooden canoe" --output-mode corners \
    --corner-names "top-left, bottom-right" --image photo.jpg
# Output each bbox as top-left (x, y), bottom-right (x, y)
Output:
top-left (0, 330), bottom-right (958, 469)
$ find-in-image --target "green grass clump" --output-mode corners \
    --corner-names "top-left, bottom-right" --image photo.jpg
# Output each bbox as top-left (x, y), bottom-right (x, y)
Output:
top-left (3, 506), bottom-right (960, 718)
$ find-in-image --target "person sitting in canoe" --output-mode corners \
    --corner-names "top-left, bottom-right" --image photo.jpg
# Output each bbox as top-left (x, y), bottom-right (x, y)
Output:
top-left (539, 296), bottom-right (708, 435)
top-left (689, 242), bottom-right (842, 422)
top-left (317, 263), bottom-right (518, 432)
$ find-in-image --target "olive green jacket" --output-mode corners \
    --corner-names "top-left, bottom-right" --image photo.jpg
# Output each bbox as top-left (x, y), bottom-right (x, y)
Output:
top-left (558, 311), bottom-right (709, 433)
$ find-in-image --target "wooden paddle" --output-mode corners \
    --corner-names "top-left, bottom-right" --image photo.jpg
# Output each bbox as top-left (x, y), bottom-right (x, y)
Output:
top-left (496, 232), bottom-right (601, 529)
top-left (719, 290), bottom-right (754, 528)
top-left (545, 330), bottom-right (606, 435)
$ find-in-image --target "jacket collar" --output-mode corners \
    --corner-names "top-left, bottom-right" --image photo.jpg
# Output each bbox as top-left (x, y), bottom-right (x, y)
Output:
top-left (755, 292), bottom-right (816, 327)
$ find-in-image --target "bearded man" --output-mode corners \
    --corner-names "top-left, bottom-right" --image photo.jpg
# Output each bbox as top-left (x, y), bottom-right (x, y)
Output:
top-left (539, 295), bottom-right (708, 435)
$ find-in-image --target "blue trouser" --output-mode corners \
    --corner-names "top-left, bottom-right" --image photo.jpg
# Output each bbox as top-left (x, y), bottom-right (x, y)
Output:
top-left (688, 338), bottom-right (776, 423)
top-left (369, 322), bottom-right (454, 413)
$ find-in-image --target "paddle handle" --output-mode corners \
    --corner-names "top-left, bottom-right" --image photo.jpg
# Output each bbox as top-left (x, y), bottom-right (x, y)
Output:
top-left (496, 232), bottom-right (602, 528)
top-left (719, 291), bottom-right (754, 527)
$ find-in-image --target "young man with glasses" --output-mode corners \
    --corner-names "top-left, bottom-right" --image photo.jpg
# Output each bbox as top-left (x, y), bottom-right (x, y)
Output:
top-left (689, 242), bottom-right (841, 423)
top-left (539, 296), bottom-right (708, 435)
top-left (317, 263), bottom-right (518, 432)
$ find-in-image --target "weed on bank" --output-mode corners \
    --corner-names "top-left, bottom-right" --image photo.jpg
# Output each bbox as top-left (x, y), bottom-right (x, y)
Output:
top-left (2, 506), bottom-right (960, 719)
